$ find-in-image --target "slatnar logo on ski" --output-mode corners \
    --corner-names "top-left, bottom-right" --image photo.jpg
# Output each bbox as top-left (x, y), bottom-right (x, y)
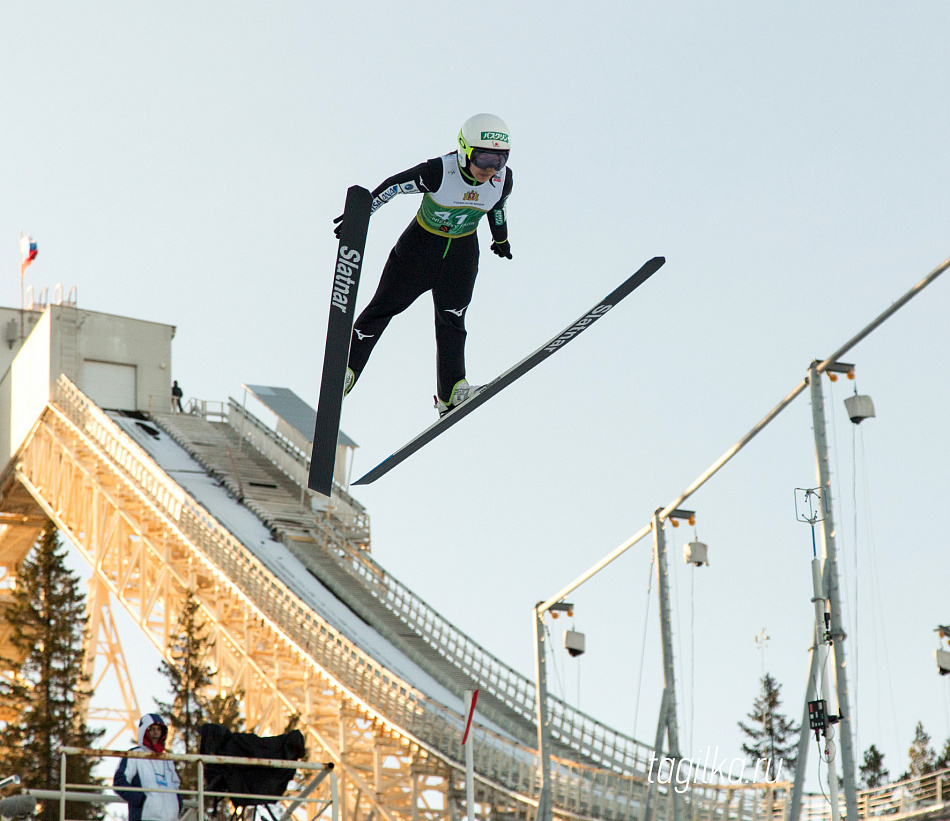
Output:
top-left (332, 246), bottom-right (361, 313)
top-left (543, 305), bottom-right (612, 352)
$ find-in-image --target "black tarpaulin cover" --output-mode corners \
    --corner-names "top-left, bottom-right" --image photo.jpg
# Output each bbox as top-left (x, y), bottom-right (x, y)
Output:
top-left (198, 724), bottom-right (307, 806)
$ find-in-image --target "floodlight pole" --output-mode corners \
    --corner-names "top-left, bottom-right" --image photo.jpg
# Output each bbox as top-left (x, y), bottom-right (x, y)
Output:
top-left (534, 601), bottom-right (566, 821)
top-left (643, 510), bottom-right (683, 821)
top-left (789, 363), bottom-right (859, 821)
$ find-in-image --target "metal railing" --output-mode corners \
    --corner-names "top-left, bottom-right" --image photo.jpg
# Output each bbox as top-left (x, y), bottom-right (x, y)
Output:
top-left (29, 746), bottom-right (337, 821)
top-left (184, 397), bottom-right (229, 422)
top-left (349, 557), bottom-right (658, 774)
top-left (799, 768), bottom-right (950, 821)
top-left (223, 398), bottom-right (371, 543)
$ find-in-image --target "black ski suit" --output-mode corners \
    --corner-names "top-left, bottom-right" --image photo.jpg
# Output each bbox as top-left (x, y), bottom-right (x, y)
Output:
top-left (346, 153), bottom-right (513, 402)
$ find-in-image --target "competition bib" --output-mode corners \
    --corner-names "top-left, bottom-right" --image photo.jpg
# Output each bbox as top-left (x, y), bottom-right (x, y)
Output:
top-left (416, 154), bottom-right (507, 237)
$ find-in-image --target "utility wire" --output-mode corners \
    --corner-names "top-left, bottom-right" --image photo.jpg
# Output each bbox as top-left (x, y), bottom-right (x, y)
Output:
top-left (851, 417), bottom-right (860, 755)
top-left (860, 436), bottom-right (902, 757)
top-left (544, 621), bottom-right (566, 702)
top-left (690, 562), bottom-right (696, 755)
top-left (571, 615), bottom-right (582, 710)
top-left (632, 551), bottom-right (655, 741)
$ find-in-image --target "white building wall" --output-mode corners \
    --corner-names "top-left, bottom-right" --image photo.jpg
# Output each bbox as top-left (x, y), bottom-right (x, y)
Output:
top-left (0, 307), bottom-right (42, 380)
top-left (0, 304), bottom-right (176, 473)
top-left (57, 307), bottom-right (175, 412)
top-left (0, 310), bottom-right (52, 469)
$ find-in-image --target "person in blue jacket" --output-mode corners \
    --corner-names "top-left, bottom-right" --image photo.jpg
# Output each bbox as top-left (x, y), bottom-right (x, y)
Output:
top-left (113, 714), bottom-right (182, 821)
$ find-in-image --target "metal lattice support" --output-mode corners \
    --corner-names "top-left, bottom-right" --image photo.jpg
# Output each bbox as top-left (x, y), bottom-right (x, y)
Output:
top-left (11, 403), bottom-right (428, 821)
top-left (82, 575), bottom-right (141, 748)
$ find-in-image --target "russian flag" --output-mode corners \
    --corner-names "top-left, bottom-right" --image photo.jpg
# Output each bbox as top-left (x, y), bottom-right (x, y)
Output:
top-left (20, 235), bottom-right (38, 274)
top-left (21, 235), bottom-right (38, 263)
top-left (20, 234), bottom-right (37, 277)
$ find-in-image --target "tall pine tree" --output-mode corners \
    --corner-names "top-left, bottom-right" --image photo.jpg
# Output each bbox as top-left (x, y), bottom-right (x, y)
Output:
top-left (936, 737), bottom-right (950, 771)
top-left (155, 593), bottom-right (213, 756)
top-left (902, 722), bottom-right (936, 780)
top-left (859, 744), bottom-right (889, 788)
top-left (154, 591), bottom-right (243, 789)
top-left (738, 673), bottom-right (800, 774)
top-left (0, 524), bottom-right (104, 821)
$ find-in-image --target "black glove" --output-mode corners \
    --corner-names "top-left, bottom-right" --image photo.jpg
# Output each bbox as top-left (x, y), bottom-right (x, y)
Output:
top-left (490, 239), bottom-right (512, 259)
top-left (333, 214), bottom-right (344, 239)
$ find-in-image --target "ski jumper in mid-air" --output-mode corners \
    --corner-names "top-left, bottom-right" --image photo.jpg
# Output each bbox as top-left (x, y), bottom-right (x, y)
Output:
top-left (338, 113), bottom-right (513, 416)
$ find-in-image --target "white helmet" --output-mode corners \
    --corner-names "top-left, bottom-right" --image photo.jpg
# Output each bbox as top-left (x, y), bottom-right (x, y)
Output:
top-left (457, 113), bottom-right (511, 168)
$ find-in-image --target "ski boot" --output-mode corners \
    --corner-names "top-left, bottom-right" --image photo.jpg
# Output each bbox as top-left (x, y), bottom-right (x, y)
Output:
top-left (435, 379), bottom-right (480, 418)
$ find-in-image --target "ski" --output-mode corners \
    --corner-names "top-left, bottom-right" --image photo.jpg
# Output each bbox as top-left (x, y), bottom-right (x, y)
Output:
top-left (308, 185), bottom-right (373, 497)
top-left (352, 255), bottom-right (666, 486)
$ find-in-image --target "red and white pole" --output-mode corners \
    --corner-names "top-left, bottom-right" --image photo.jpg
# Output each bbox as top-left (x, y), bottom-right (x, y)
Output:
top-left (463, 689), bottom-right (479, 821)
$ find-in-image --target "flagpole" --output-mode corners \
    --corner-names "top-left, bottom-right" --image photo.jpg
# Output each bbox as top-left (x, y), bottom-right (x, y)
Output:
top-left (19, 231), bottom-right (24, 342)
top-left (18, 232), bottom-right (38, 343)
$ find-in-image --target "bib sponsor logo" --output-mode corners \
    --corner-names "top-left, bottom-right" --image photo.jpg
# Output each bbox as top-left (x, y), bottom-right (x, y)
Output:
top-left (463, 191), bottom-right (479, 202)
top-left (480, 131), bottom-right (509, 143)
top-left (332, 246), bottom-right (362, 313)
top-left (543, 305), bottom-right (612, 352)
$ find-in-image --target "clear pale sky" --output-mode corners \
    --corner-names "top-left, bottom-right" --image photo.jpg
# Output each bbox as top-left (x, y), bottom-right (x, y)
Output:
top-left (4, 1), bottom-right (950, 791)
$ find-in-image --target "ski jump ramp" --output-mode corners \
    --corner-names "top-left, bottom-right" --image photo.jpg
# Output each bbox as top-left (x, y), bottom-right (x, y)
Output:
top-left (0, 304), bottom-right (820, 821)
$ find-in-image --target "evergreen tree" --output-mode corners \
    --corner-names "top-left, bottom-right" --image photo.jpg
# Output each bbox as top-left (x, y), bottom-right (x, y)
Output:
top-left (738, 673), bottom-right (800, 774)
top-left (154, 591), bottom-right (243, 789)
top-left (935, 737), bottom-right (950, 771)
top-left (936, 738), bottom-right (950, 806)
top-left (859, 744), bottom-right (889, 788)
top-left (205, 691), bottom-right (245, 732)
top-left (155, 593), bottom-right (214, 756)
top-left (0, 524), bottom-right (104, 821)
top-left (902, 722), bottom-right (936, 780)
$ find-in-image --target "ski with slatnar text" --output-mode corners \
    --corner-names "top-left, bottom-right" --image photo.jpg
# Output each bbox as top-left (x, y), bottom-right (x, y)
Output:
top-left (308, 185), bottom-right (373, 497)
top-left (352, 255), bottom-right (666, 486)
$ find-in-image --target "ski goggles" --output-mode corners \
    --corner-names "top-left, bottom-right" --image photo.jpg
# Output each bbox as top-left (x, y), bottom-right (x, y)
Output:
top-left (469, 148), bottom-right (509, 171)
